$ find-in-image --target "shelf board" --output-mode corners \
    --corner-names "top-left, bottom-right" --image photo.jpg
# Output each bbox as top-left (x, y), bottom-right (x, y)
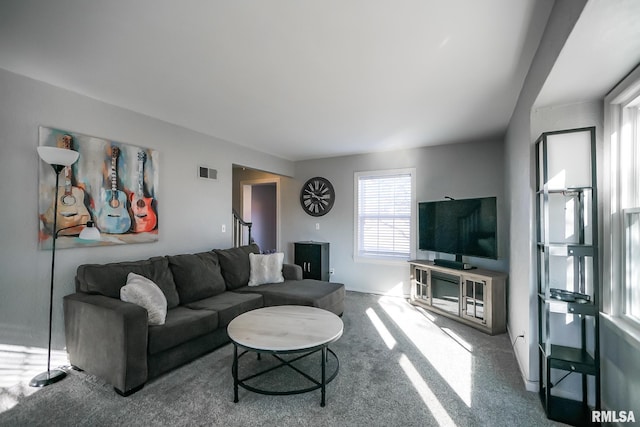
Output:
top-left (537, 294), bottom-right (597, 315)
top-left (540, 344), bottom-right (597, 374)
top-left (536, 243), bottom-right (595, 257)
top-left (548, 186), bottom-right (593, 194)
top-left (536, 186), bottom-right (594, 195)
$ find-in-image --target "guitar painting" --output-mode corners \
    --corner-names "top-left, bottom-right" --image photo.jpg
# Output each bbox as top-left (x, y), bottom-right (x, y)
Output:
top-left (42, 134), bottom-right (91, 235)
top-left (130, 151), bottom-right (157, 232)
top-left (38, 127), bottom-right (160, 249)
top-left (96, 146), bottom-right (132, 234)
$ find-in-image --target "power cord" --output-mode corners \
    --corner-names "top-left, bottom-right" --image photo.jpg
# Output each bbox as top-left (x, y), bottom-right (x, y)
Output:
top-left (511, 333), bottom-right (524, 347)
top-left (510, 334), bottom-right (541, 384)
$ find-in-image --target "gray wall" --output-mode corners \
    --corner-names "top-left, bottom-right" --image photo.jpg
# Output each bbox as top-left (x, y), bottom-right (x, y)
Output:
top-left (0, 67), bottom-right (294, 350)
top-left (504, 0), bottom-right (587, 390)
top-left (280, 139), bottom-right (507, 296)
top-left (601, 318), bottom-right (640, 416)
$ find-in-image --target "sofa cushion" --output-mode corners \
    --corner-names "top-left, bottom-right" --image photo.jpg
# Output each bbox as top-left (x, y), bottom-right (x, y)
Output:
top-left (234, 280), bottom-right (345, 315)
top-left (147, 306), bottom-right (218, 355)
top-left (185, 292), bottom-right (263, 327)
top-left (248, 252), bottom-right (284, 287)
top-left (214, 244), bottom-right (260, 290)
top-left (120, 273), bottom-right (167, 325)
top-left (76, 257), bottom-right (180, 308)
top-left (167, 252), bottom-right (226, 304)
top-left (282, 263), bottom-right (303, 281)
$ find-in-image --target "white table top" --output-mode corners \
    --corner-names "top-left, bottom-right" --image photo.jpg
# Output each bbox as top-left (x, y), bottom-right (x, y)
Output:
top-left (227, 305), bottom-right (344, 351)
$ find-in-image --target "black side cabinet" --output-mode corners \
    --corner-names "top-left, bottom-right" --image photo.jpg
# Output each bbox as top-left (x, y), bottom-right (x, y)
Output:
top-left (294, 241), bottom-right (329, 281)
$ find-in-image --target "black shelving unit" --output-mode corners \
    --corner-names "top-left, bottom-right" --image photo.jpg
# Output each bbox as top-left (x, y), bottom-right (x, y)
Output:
top-left (536, 127), bottom-right (600, 426)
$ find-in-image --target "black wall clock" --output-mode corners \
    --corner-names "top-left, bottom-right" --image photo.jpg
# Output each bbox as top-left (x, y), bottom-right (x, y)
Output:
top-left (300, 177), bottom-right (335, 216)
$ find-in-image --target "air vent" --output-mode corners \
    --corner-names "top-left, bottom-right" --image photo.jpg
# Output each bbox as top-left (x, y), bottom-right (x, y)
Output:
top-left (198, 166), bottom-right (217, 180)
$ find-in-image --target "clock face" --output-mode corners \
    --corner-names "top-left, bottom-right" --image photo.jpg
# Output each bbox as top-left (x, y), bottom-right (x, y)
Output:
top-left (300, 177), bottom-right (335, 216)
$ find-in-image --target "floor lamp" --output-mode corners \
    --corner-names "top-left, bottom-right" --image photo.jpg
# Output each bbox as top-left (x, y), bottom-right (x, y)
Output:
top-left (32, 146), bottom-right (101, 387)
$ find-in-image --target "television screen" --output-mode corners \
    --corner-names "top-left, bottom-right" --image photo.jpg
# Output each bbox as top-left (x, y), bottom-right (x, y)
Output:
top-left (418, 197), bottom-right (497, 259)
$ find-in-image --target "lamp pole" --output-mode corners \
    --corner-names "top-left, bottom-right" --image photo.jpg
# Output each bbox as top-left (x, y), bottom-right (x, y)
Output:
top-left (31, 164), bottom-right (67, 387)
top-left (33, 144), bottom-right (99, 387)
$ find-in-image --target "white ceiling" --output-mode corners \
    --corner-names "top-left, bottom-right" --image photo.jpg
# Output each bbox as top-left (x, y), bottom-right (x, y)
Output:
top-left (535, 0), bottom-right (640, 108)
top-left (0, 1), bottom-right (554, 160)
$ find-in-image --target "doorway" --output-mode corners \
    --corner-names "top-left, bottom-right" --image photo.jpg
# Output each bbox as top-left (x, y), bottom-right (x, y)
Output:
top-left (233, 166), bottom-right (281, 252)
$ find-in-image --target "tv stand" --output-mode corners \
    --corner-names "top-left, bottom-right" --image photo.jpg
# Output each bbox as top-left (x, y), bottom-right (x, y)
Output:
top-left (408, 260), bottom-right (507, 335)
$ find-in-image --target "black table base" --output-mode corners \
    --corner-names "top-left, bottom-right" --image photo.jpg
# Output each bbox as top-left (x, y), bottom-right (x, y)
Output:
top-left (232, 343), bottom-right (340, 407)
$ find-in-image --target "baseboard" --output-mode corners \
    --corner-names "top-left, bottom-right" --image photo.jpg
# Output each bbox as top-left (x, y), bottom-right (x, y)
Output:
top-left (0, 324), bottom-right (41, 348)
top-left (523, 379), bottom-right (539, 392)
top-left (507, 324), bottom-right (539, 392)
top-left (345, 286), bottom-right (409, 299)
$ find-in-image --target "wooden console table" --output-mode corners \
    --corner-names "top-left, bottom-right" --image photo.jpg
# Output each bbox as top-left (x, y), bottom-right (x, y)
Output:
top-left (408, 260), bottom-right (507, 335)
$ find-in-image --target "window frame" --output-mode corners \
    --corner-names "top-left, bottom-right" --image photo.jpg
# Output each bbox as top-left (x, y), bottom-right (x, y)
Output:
top-left (353, 168), bottom-right (416, 264)
top-left (603, 64), bottom-right (640, 337)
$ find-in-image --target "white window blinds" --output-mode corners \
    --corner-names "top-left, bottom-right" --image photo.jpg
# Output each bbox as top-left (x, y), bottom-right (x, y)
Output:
top-left (355, 169), bottom-right (414, 260)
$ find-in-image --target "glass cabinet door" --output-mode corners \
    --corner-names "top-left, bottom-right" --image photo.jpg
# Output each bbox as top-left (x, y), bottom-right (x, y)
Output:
top-left (414, 267), bottom-right (430, 303)
top-left (463, 279), bottom-right (486, 324)
top-left (430, 272), bottom-right (460, 316)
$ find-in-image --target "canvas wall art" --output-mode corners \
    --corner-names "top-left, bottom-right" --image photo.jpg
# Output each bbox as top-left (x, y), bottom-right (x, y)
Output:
top-left (38, 126), bottom-right (159, 249)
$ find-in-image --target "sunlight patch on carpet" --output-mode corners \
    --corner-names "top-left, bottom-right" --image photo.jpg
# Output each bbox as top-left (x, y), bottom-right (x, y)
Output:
top-left (0, 344), bottom-right (70, 412)
top-left (399, 353), bottom-right (457, 427)
top-left (377, 296), bottom-right (473, 407)
top-left (440, 327), bottom-right (473, 352)
top-left (366, 307), bottom-right (397, 350)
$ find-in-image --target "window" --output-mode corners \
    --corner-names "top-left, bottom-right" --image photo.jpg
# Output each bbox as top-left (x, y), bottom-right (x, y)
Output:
top-left (624, 208), bottom-right (640, 321)
top-left (354, 168), bottom-right (415, 262)
top-left (604, 64), bottom-right (640, 327)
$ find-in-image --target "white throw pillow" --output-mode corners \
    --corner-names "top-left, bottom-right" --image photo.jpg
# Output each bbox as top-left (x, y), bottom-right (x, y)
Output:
top-left (120, 272), bottom-right (168, 325)
top-left (248, 252), bottom-right (285, 287)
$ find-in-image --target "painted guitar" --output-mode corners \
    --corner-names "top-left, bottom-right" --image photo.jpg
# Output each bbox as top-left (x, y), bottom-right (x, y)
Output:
top-left (129, 151), bottom-right (157, 232)
top-left (96, 146), bottom-right (131, 234)
top-left (42, 134), bottom-right (91, 235)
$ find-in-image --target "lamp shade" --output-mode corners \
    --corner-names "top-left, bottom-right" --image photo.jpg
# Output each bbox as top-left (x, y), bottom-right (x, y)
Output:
top-left (37, 146), bottom-right (79, 166)
top-left (78, 221), bottom-right (101, 241)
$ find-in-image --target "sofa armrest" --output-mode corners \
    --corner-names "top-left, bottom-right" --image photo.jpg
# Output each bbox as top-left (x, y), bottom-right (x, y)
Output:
top-left (282, 263), bottom-right (303, 280)
top-left (64, 293), bottom-right (149, 395)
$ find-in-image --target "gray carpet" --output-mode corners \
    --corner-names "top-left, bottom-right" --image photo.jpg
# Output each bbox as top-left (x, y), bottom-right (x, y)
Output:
top-left (0, 292), bottom-right (562, 427)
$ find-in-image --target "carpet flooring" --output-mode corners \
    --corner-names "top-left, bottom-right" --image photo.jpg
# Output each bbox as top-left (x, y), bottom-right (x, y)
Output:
top-left (0, 291), bottom-right (563, 426)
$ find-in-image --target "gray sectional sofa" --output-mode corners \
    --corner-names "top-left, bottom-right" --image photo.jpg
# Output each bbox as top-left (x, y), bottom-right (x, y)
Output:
top-left (63, 244), bottom-right (345, 396)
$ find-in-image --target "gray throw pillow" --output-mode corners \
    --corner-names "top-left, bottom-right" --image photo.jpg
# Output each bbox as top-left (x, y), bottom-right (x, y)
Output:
top-left (120, 272), bottom-right (167, 325)
top-left (215, 244), bottom-right (260, 290)
top-left (167, 252), bottom-right (226, 304)
top-left (76, 256), bottom-right (180, 308)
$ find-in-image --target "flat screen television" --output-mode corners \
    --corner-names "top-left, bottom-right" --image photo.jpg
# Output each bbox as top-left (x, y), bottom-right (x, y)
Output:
top-left (418, 196), bottom-right (497, 260)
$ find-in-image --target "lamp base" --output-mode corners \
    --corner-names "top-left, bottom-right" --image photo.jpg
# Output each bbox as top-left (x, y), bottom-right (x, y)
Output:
top-left (29, 369), bottom-right (66, 387)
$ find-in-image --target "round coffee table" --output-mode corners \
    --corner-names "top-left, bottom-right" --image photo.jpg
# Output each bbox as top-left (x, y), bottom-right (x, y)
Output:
top-left (227, 305), bottom-right (343, 407)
